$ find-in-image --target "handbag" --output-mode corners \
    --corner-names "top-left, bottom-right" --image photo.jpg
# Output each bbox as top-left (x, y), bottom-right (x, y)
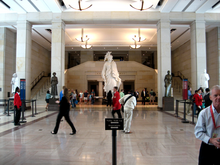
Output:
top-left (121, 95), bottom-right (133, 113)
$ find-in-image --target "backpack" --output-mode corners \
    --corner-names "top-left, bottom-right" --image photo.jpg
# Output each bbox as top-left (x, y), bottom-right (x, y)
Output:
top-left (121, 95), bottom-right (133, 113)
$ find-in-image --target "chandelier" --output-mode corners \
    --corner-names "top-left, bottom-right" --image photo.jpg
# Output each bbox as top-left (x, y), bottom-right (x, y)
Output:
top-left (75, 28), bottom-right (89, 42)
top-left (69, 0), bottom-right (92, 11)
top-left (130, 40), bottom-right (141, 49)
top-left (130, 0), bottom-right (153, 11)
top-left (132, 28), bottom-right (146, 42)
top-left (81, 40), bottom-right (92, 49)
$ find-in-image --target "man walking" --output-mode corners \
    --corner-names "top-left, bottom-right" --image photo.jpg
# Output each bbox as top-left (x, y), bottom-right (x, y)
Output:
top-left (112, 86), bottom-right (122, 118)
top-left (119, 90), bottom-right (136, 134)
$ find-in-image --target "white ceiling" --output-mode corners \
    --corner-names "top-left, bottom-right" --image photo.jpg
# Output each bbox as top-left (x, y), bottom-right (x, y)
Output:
top-left (1, 0), bottom-right (220, 51)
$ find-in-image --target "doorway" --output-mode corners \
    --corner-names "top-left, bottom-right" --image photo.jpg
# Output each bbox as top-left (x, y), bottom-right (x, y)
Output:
top-left (88, 81), bottom-right (98, 95)
top-left (123, 81), bottom-right (134, 94)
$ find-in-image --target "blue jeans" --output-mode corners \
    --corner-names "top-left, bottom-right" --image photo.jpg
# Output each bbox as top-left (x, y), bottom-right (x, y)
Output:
top-left (193, 103), bottom-right (196, 115)
top-left (72, 99), bottom-right (76, 108)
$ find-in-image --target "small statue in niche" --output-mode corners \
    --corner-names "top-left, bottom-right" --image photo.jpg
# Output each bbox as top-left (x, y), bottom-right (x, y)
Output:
top-left (51, 72), bottom-right (58, 98)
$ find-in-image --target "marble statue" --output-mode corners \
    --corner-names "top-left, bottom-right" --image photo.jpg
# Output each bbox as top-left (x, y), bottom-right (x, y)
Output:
top-left (200, 69), bottom-right (210, 89)
top-left (51, 72), bottom-right (58, 98)
top-left (101, 52), bottom-right (121, 95)
top-left (164, 70), bottom-right (172, 97)
top-left (11, 73), bottom-right (20, 95)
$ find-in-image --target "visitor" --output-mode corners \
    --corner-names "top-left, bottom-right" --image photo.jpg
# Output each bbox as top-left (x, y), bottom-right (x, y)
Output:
top-left (141, 89), bottom-right (146, 105)
top-left (134, 89), bottom-right (139, 101)
top-left (88, 93), bottom-right (91, 104)
top-left (45, 90), bottom-right (51, 110)
top-left (112, 86), bottom-right (122, 118)
top-left (187, 87), bottom-right (192, 115)
top-left (91, 89), bottom-right (95, 105)
top-left (59, 86), bottom-right (65, 101)
top-left (70, 89), bottom-right (73, 106)
top-left (199, 87), bottom-right (205, 108)
top-left (194, 88), bottom-right (203, 116)
top-left (14, 87), bottom-right (22, 126)
top-left (194, 85), bottom-right (220, 165)
top-left (72, 91), bottom-right (77, 108)
top-left (119, 90), bottom-right (137, 134)
top-left (107, 90), bottom-right (112, 107)
top-left (51, 88), bottom-right (76, 135)
top-left (120, 89), bottom-right (124, 98)
top-left (83, 90), bottom-right (88, 104)
top-left (204, 88), bottom-right (212, 108)
top-left (75, 89), bottom-right (79, 101)
top-left (79, 91), bottom-right (83, 104)
top-left (149, 89), bottom-right (155, 105)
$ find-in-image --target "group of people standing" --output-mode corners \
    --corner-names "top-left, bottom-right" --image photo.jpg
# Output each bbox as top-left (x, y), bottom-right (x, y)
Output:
top-left (187, 87), bottom-right (212, 116)
top-left (141, 88), bottom-right (156, 105)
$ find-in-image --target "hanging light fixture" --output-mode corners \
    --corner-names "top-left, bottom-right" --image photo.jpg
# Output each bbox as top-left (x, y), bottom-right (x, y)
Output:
top-left (130, 0), bottom-right (153, 11)
top-left (130, 40), bottom-right (141, 49)
top-left (69, 0), bottom-right (92, 11)
top-left (81, 40), bottom-right (92, 49)
top-left (75, 28), bottom-right (89, 42)
top-left (132, 28), bottom-right (146, 42)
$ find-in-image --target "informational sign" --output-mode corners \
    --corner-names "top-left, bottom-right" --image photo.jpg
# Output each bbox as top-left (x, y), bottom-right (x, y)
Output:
top-left (20, 79), bottom-right (26, 101)
top-left (105, 118), bottom-right (123, 130)
top-left (182, 79), bottom-right (188, 100)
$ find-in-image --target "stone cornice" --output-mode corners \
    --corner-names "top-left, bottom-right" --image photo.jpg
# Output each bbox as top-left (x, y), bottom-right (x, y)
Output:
top-left (0, 12), bottom-right (220, 25)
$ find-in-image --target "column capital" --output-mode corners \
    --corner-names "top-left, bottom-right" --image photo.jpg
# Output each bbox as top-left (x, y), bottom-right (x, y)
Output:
top-left (157, 19), bottom-right (170, 29)
top-left (52, 20), bottom-right (65, 30)
top-left (190, 20), bottom-right (206, 28)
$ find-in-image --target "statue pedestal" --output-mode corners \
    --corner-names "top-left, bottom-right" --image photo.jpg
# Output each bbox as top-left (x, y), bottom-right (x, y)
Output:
top-left (48, 98), bottom-right (59, 111)
top-left (163, 97), bottom-right (174, 111)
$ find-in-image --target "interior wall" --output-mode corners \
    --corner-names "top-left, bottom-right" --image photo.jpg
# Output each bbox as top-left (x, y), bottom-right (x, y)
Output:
top-left (129, 51), bottom-right (142, 63)
top-left (65, 61), bottom-right (157, 100)
top-left (207, 27), bottom-right (220, 87)
top-left (31, 41), bottom-right (51, 83)
top-left (171, 40), bottom-right (191, 83)
top-left (81, 51), bottom-right (93, 63)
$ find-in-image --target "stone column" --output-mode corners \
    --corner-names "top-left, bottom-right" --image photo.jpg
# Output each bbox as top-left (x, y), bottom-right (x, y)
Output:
top-left (157, 20), bottom-right (171, 108)
top-left (190, 21), bottom-right (207, 91)
top-left (16, 21), bottom-right (32, 100)
top-left (99, 81), bottom-right (103, 97)
top-left (51, 21), bottom-right (65, 94)
top-left (0, 28), bottom-right (6, 99)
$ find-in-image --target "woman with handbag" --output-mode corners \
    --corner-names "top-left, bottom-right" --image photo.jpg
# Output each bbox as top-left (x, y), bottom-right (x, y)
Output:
top-left (51, 88), bottom-right (76, 135)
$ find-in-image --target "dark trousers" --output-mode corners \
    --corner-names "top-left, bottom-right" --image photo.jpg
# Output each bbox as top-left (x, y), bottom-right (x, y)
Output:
top-left (112, 109), bottom-right (122, 118)
top-left (199, 142), bottom-right (220, 165)
top-left (14, 106), bottom-right (21, 124)
top-left (142, 97), bottom-right (146, 105)
top-left (53, 112), bottom-right (76, 134)
top-left (107, 99), bottom-right (112, 107)
top-left (196, 106), bottom-right (202, 116)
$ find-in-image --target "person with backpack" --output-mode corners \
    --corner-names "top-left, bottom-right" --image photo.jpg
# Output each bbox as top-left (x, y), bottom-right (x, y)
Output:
top-left (119, 90), bottom-right (137, 134)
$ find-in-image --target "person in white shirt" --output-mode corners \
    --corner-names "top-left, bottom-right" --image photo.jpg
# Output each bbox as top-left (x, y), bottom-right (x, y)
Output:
top-left (119, 90), bottom-right (137, 134)
top-left (194, 85), bottom-right (220, 165)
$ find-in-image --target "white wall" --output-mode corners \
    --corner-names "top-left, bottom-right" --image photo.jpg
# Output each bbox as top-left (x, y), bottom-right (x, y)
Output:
top-left (31, 41), bottom-right (51, 83)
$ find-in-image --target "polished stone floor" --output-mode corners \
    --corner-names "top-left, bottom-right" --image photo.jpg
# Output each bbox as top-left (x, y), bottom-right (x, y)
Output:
top-left (0, 103), bottom-right (201, 165)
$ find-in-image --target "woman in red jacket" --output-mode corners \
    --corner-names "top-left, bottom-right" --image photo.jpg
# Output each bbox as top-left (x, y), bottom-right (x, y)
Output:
top-left (14, 87), bottom-right (22, 126)
top-left (112, 86), bottom-right (122, 118)
top-left (194, 89), bottom-right (203, 115)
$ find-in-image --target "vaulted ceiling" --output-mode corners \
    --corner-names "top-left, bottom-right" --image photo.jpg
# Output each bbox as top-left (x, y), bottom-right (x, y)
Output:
top-left (0, 0), bottom-right (220, 51)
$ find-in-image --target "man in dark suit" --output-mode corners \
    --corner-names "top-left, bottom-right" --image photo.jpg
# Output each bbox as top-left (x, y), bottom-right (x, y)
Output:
top-left (204, 88), bottom-right (212, 108)
top-left (141, 89), bottom-right (146, 105)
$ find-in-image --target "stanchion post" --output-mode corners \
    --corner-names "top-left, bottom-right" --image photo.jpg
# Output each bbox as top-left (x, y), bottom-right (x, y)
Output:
top-left (192, 102), bottom-right (194, 124)
top-left (112, 130), bottom-right (117, 165)
top-left (7, 100), bottom-right (10, 116)
top-left (4, 99), bottom-right (7, 114)
top-left (175, 100), bottom-right (179, 117)
top-left (32, 100), bottom-right (35, 117)
top-left (35, 100), bottom-right (37, 115)
top-left (20, 100), bottom-right (27, 123)
top-left (182, 100), bottom-right (189, 123)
